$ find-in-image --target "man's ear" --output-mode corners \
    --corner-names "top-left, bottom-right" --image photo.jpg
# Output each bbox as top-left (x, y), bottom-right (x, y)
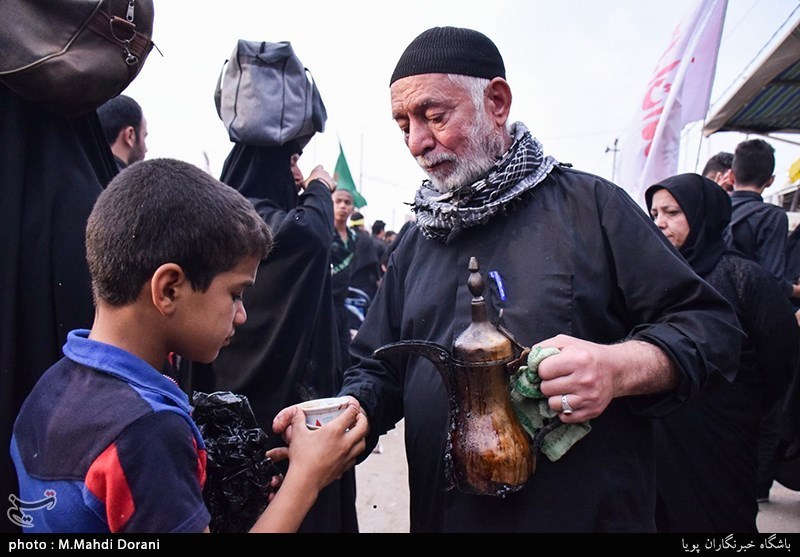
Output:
top-left (122, 125), bottom-right (137, 148)
top-left (764, 175), bottom-right (775, 189)
top-left (150, 263), bottom-right (187, 316)
top-left (486, 77), bottom-right (512, 127)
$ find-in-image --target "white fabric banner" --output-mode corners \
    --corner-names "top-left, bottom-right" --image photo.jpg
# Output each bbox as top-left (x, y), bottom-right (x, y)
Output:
top-left (615, 0), bottom-right (728, 209)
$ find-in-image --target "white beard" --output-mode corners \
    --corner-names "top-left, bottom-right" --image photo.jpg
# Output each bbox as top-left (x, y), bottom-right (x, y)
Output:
top-left (417, 111), bottom-right (506, 193)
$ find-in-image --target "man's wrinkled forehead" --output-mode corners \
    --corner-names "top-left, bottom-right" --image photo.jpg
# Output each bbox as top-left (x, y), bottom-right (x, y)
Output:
top-left (391, 73), bottom-right (474, 125)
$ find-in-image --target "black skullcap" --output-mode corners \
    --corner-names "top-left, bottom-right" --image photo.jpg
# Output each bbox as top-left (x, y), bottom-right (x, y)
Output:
top-left (390, 26), bottom-right (505, 85)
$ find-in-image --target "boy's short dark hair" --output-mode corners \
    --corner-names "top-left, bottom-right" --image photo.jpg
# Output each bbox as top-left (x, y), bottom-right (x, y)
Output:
top-left (372, 220), bottom-right (386, 235)
top-left (86, 158), bottom-right (272, 306)
top-left (702, 152), bottom-right (733, 176)
top-left (97, 94), bottom-right (144, 145)
top-left (732, 139), bottom-right (775, 187)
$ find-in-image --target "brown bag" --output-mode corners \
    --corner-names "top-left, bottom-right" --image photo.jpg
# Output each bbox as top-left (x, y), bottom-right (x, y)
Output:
top-left (0, 0), bottom-right (155, 117)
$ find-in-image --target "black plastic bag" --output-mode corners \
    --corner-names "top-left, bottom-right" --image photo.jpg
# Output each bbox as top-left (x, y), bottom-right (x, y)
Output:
top-left (191, 391), bottom-right (282, 533)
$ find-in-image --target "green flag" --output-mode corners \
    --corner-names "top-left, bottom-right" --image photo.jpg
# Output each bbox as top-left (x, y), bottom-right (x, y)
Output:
top-left (333, 143), bottom-right (367, 208)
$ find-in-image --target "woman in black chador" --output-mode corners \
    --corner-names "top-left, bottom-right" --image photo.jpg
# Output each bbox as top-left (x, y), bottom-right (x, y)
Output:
top-left (191, 140), bottom-right (357, 533)
top-left (647, 173), bottom-right (800, 533)
top-left (0, 84), bottom-right (118, 533)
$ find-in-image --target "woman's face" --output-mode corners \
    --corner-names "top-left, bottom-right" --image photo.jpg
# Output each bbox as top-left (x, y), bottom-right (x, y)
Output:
top-left (650, 188), bottom-right (690, 250)
top-left (290, 153), bottom-right (304, 190)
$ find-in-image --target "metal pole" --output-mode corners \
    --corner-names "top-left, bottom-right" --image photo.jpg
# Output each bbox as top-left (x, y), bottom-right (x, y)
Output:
top-left (359, 133), bottom-right (364, 194)
top-left (606, 138), bottom-right (620, 182)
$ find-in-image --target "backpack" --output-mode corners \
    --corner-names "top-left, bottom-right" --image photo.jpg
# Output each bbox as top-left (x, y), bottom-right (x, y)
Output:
top-left (214, 40), bottom-right (327, 148)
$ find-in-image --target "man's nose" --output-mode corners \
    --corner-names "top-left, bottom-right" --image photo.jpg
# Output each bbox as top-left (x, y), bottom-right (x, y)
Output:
top-left (407, 122), bottom-right (435, 158)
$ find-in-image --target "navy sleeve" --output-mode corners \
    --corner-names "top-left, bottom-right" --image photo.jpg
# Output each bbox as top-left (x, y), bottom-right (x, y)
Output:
top-left (114, 411), bottom-right (210, 533)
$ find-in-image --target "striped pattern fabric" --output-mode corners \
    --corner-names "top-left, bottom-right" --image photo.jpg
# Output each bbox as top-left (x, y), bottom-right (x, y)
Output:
top-left (724, 58), bottom-right (800, 134)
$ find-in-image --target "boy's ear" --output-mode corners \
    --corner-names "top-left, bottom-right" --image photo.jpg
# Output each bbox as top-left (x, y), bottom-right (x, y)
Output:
top-left (151, 263), bottom-right (188, 316)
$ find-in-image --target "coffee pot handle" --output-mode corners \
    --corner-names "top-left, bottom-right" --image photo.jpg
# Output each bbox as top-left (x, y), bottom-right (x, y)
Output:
top-left (373, 340), bottom-right (453, 391)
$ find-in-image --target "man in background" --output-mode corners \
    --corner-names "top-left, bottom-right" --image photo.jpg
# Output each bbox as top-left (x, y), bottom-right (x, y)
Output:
top-left (97, 94), bottom-right (148, 170)
top-left (371, 219), bottom-right (388, 276)
top-left (703, 151), bottom-right (734, 192)
top-left (345, 211), bottom-right (381, 303)
top-left (349, 211), bottom-right (366, 232)
top-left (724, 139), bottom-right (799, 299)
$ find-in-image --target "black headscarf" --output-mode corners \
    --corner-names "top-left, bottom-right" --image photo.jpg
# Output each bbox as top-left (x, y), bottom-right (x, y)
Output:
top-left (645, 173), bottom-right (732, 277)
top-left (219, 140), bottom-right (302, 211)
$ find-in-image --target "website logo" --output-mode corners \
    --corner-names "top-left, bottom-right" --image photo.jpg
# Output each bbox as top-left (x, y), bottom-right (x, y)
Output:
top-left (7, 490), bottom-right (57, 528)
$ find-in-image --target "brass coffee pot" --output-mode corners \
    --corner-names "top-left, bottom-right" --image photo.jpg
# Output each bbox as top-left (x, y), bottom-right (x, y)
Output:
top-left (373, 257), bottom-right (533, 496)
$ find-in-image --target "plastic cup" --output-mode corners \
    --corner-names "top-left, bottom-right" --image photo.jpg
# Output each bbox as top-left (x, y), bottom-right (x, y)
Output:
top-left (298, 397), bottom-right (350, 429)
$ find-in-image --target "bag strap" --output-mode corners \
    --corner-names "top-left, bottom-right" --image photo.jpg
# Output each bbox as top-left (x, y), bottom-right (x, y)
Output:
top-left (730, 199), bottom-right (765, 227)
top-left (728, 199), bottom-right (766, 257)
top-left (87, 9), bottom-right (151, 67)
top-left (214, 59), bottom-right (228, 119)
top-left (306, 67), bottom-right (327, 131)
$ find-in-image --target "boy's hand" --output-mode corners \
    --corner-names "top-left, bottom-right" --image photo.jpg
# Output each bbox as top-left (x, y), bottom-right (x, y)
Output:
top-left (260, 453), bottom-right (285, 503)
top-left (281, 405), bottom-right (367, 492)
top-left (272, 396), bottom-right (364, 444)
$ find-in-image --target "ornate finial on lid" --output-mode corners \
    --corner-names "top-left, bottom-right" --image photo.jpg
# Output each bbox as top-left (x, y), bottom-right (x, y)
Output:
top-left (467, 257), bottom-right (485, 299)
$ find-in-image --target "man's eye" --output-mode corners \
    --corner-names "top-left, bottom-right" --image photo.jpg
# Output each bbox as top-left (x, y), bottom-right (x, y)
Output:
top-left (232, 293), bottom-right (243, 302)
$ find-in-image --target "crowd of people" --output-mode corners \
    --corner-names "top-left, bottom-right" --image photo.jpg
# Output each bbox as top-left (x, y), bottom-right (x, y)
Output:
top-left (3, 21), bottom-right (800, 536)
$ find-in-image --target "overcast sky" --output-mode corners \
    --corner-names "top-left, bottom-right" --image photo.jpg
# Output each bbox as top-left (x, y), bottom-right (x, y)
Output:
top-left (125, 0), bottom-right (800, 230)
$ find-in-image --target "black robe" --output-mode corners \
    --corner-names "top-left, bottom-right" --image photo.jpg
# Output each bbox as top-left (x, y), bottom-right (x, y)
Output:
top-left (0, 84), bottom-right (117, 533)
top-left (190, 142), bottom-right (357, 533)
top-left (340, 166), bottom-right (742, 532)
top-left (349, 228), bottom-right (382, 301)
top-left (646, 174), bottom-right (800, 532)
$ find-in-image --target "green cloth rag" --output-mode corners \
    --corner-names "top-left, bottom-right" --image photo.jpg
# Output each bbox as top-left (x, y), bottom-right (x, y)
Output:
top-left (510, 345), bottom-right (591, 461)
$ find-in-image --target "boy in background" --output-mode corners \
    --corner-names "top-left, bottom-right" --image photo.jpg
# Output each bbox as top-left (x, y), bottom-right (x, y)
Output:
top-left (10, 158), bottom-right (366, 533)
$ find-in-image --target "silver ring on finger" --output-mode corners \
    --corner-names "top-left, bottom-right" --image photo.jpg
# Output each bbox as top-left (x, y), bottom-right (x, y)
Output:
top-left (561, 394), bottom-right (574, 415)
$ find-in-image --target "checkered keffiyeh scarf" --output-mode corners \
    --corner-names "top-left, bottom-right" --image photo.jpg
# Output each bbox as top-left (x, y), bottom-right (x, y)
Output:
top-left (412, 122), bottom-right (559, 243)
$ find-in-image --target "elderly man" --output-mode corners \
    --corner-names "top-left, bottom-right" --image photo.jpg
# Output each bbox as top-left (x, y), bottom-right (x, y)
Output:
top-left (275, 26), bottom-right (742, 533)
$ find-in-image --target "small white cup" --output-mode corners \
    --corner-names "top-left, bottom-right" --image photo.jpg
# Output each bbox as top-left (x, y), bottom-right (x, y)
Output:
top-left (298, 397), bottom-right (350, 429)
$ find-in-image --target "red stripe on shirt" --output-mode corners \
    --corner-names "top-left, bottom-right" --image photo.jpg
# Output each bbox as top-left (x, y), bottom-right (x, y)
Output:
top-left (194, 438), bottom-right (207, 488)
top-left (85, 443), bottom-right (135, 533)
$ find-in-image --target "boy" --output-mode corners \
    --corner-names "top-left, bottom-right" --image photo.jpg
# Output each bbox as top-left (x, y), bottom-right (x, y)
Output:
top-left (10, 158), bottom-right (366, 533)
